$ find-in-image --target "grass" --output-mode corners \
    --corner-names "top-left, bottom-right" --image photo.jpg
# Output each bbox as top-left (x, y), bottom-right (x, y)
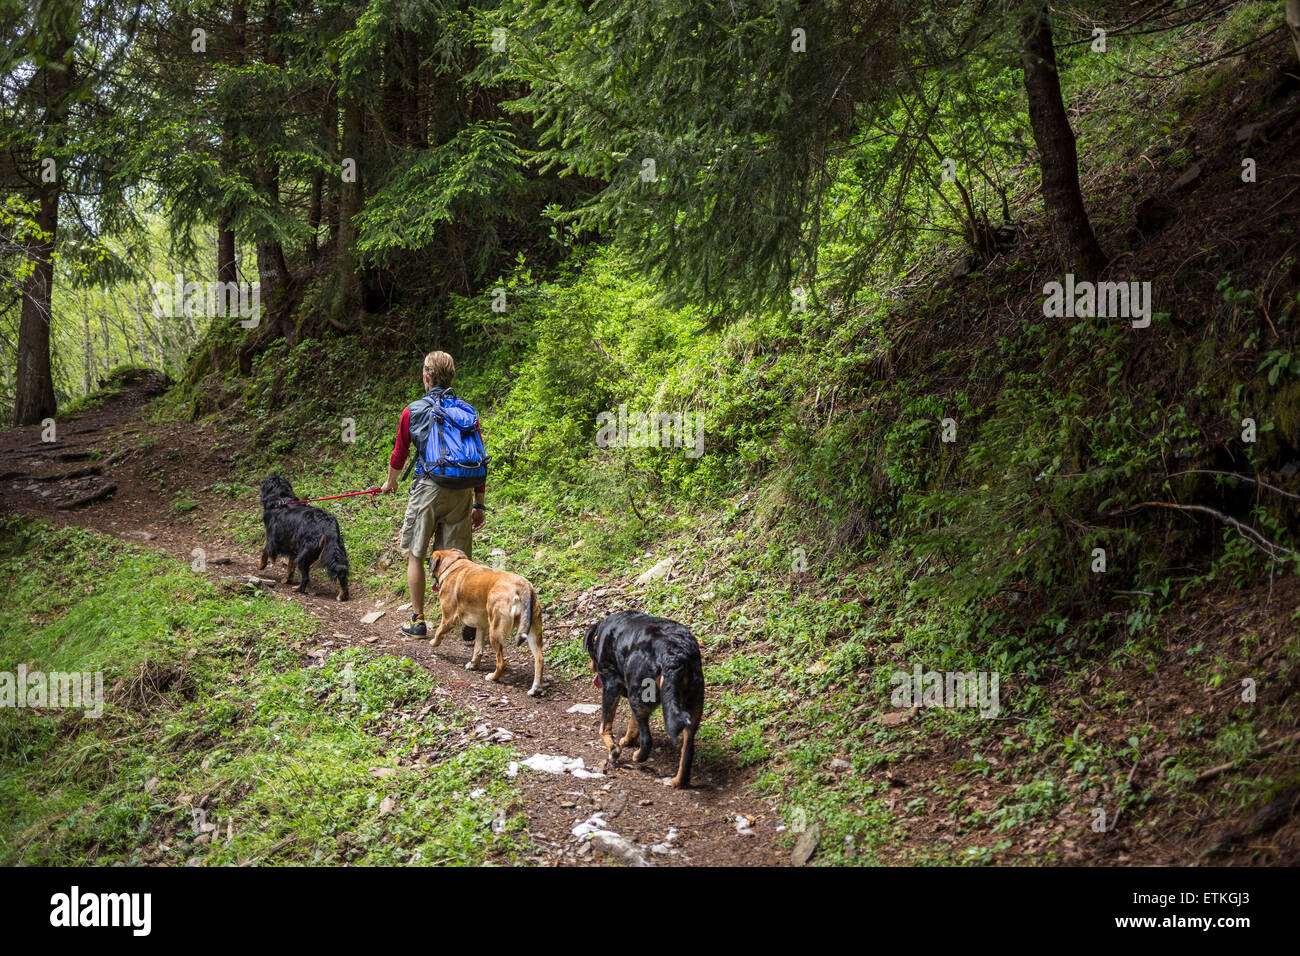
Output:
top-left (0, 516), bottom-right (529, 866)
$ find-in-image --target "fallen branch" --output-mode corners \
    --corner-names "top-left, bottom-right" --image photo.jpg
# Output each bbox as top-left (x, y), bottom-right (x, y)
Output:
top-left (1166, 469), bottom-right (1300, 502)
top-left (1133, 500), bottom-right (1294, 560)
top-left (1194, 730), bottom-right (1300, 785)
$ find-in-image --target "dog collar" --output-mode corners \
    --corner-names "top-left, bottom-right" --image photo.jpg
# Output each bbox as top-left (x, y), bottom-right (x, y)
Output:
top-left (433, 554), bottom-right (468, 589)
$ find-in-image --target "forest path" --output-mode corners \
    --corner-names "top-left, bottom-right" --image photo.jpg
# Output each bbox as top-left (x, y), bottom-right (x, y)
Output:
top-left (0, 384), bottom-right (788, 867)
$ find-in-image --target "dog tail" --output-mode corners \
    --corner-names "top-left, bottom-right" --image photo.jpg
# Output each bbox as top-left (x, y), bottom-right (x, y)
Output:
top-left (514, 587), bottom-right (533, 646)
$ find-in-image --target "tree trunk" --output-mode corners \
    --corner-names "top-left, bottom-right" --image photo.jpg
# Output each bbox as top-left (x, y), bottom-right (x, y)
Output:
top-left (218, 3), bottom-right (244, 287)
top-left (1021, 5), bottom-right (1106, 282)
top-left (1288, 0), bottom-right (1300, 65)
top-left (133, 287), bottom-right (152, 366)
top-left (328, 101), bottom-right (341, 248)
top-left (337, 92), bottom-right (364, 308)
top-left (218, 215), bottom-right (237, 285)
top-left (428, 68), bottom-right (460, 147)
top-left (307, 172), bottom-right (322, 264)
top-left (13, 180), bottom-right (60, 425)
top-left (81, 304), bottom-right (91, 395)
top-left (382, 36), bottom-right (405, 144)
top-left (98, 310), bottom-right (111, 382)
top-left (255, 1), bottom-right (292, 336)
top-left (402, 28), bottom-right (422, 148)
top-left (120, 307), bottom-right (137, 365)
top-left (254, 164), bottom-right (289, 292)
top-left (309, 83), bottom-right (335, 264)
top-left (13, 21), bottom-right (72, 426)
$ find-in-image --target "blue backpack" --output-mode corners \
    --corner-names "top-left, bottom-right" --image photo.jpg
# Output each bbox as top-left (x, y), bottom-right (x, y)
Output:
top-left (404, 388), bottom-right (489, 489)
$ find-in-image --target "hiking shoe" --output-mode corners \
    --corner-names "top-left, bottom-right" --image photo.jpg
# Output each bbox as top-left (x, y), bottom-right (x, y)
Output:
top-left (402, 614), bottom-right (427, 637)
top-left (461, 625), bottom-right (477, 644)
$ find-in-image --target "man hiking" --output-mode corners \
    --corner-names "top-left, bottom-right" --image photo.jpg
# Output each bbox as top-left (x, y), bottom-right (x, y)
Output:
top-left (380, 350), bottom-right (488, 640)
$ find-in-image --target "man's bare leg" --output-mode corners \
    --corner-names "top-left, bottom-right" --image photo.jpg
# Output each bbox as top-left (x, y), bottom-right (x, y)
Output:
top-left (407, 554), bottom-right (425, 618)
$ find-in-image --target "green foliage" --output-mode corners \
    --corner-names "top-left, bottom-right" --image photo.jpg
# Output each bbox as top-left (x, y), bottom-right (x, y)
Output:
top-left (356, 120), bottom-right (526, 278)
top-left (494, 0), bottom-right (918, 311)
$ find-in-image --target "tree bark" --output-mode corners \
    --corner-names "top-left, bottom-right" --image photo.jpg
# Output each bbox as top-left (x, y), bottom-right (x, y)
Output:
top-left (218, 215), bottom-right (237, 285)
top-left (309, 82), bottom-right (335, 264)
top-left (1021, 5), bottom-right (1106, 282)
top-left (254, 163), bottom-right (290, 300)
top-left (217, 3), bottom-right (244, 287)
top-left (98, 309), bottom-right (111, 381)
top-left (81, 303), bottom-right (91, 395)
top-left (14, 180), bottom-right (60, 425)
top-left (1288, 0), bottom-right (1300, 65)
top-left (255, 1), bottom-right (291, 335)
top-left (307, 174), bottom-right (322, 264)
top-left (381, 36), bottom-right (405, 144)
top-left (337, 91), bottom-right (364, 306)
top-left (402, 28), bottom-right (422, 148)
top-left (13, 17), bottom-right (73, 426)
top-left (133, 287), bottom-right (152, 367)
top-left (428, 68), bottom-right (460, 147)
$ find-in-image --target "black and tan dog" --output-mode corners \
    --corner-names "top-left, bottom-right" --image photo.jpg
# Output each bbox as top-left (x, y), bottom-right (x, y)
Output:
top-left (258, 474), bottom-right (350, 601)
top-left (584, 611), bottom-right (704, 789)
top-left (427, 548), bottom-right (544, 696)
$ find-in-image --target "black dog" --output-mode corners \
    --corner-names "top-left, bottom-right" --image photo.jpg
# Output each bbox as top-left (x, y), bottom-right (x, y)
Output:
top-left (258, 475), bottom-right (350, 601)
top-left (584, 611), bottom-right (704, 788)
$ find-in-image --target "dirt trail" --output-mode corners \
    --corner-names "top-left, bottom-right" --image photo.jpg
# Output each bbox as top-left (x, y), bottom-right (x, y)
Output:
top-left (1, 386), bottom-right (787, 867)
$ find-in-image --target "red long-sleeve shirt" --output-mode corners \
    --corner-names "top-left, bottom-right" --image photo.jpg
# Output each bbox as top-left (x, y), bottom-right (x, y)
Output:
top-left (390, 404), bottom-right (486, 494)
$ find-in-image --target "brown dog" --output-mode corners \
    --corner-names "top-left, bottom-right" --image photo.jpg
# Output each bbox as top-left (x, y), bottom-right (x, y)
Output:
top-left (427, 549), bottom-right (544, 696)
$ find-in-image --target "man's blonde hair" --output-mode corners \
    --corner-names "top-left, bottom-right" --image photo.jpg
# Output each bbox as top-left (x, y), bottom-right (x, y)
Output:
top-left (423, 351), bottom-right (455, 388)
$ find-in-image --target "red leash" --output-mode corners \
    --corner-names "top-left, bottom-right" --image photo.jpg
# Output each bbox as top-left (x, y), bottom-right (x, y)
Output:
top-left (285, 487), bottom-right (381, 505)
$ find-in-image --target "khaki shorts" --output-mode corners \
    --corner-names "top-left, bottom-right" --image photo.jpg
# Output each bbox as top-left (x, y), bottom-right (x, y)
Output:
top-left (400, 478), bottom-right (473, 560)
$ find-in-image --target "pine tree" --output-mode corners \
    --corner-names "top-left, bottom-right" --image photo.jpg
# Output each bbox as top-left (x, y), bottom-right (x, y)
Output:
top-left (496, 0), bottom-right (1129, 310)
top-left (2, 0), bottom-right (143, 424)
